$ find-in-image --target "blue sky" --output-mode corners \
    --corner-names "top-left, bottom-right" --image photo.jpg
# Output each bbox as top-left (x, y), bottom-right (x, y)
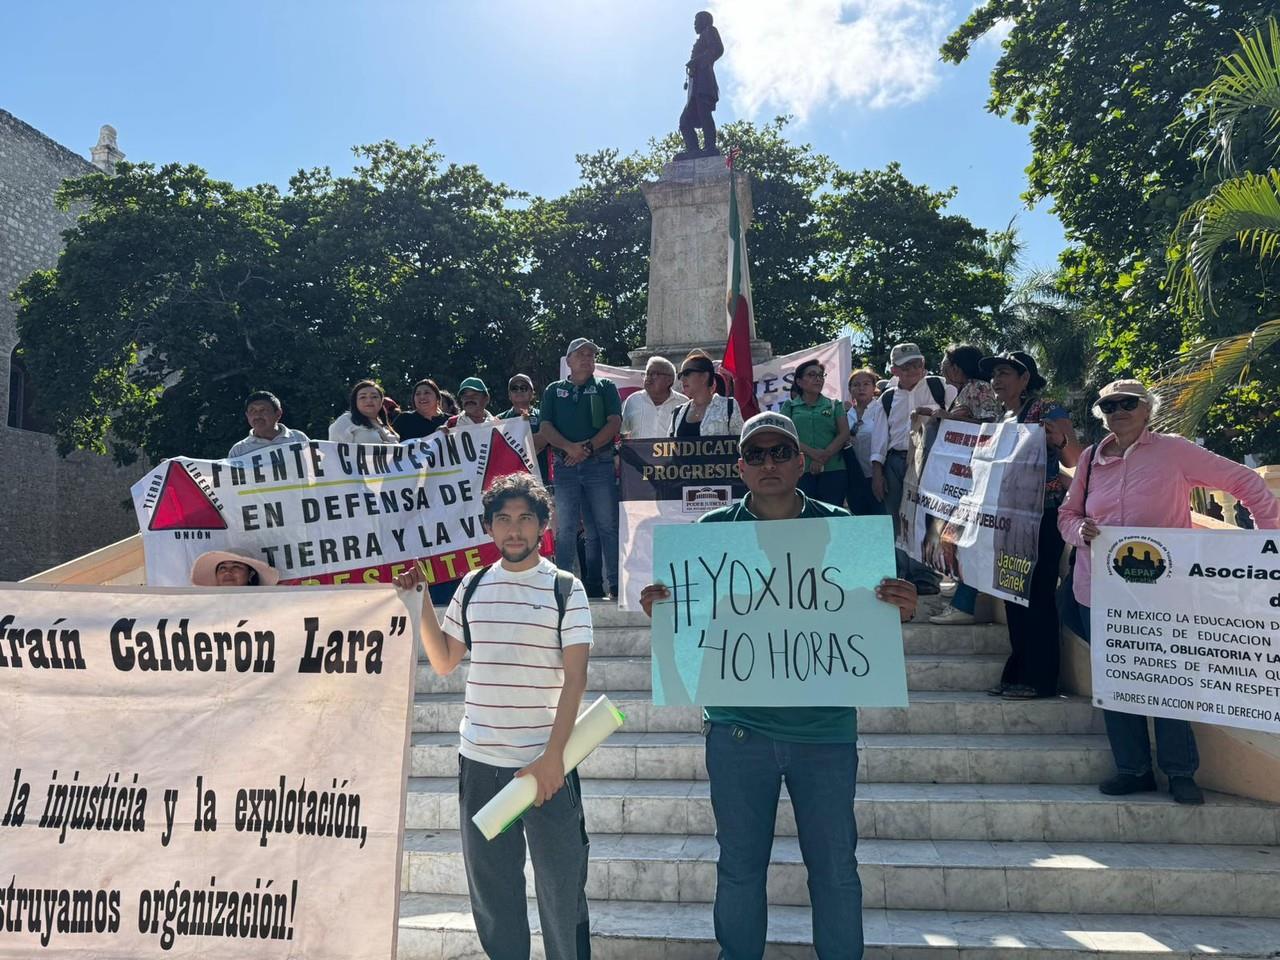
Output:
top-left (2, 0), bottom-right (1064, 271)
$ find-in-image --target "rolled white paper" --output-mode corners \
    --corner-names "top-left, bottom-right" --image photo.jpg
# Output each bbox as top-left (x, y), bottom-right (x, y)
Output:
top-left (471, 694), bottom-right (626, 840)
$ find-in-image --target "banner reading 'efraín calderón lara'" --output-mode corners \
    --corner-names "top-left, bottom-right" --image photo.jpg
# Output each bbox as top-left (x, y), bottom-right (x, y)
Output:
top-left (130, 421), bottom-right (543, 587)
top-left (0, 582), bottom-right (417, 958)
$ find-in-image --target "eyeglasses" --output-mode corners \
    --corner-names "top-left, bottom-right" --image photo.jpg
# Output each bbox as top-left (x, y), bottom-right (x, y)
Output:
top-left (1099, 396), bottom-right (1142, 414)
top-left (802, 370), bottom-right (826, 381)
top-left (741, 443), bottom-right (798, 466)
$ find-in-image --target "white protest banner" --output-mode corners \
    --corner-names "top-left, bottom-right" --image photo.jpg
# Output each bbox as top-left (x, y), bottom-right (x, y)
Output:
top-left (1090, 527), bottom-right (1280, 733)
top-left (650, 516), bottom-right (906, 706)
top-left (0, 582), bottom-right (417, 958)
top-left (899, 418), bottom-right (1046, 605)
top-left (616, 436), bottom-right (747, 610)
top-left (132, 420), bottom-right (546, 587)
top-left (563, 335), bottom-right (853, 414)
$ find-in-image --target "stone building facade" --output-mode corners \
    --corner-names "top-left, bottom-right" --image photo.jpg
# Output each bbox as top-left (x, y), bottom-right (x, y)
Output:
top-left (0, 109), bottom-right (144, 579)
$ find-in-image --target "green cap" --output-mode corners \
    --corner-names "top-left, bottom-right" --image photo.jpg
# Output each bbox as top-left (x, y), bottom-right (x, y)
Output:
top-left (458, 377), bottom-right (488, 395)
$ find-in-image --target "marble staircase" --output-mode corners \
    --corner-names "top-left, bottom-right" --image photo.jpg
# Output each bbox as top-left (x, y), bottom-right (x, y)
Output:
top-left (396, 601), bottom-right (1280, 958)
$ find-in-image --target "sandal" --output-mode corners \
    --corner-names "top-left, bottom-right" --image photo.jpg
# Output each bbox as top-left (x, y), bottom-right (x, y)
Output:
top-left (986, 682), bottom-right (1006, 697)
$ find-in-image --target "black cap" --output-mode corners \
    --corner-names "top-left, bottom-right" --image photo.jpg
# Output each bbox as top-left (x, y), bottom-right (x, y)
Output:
top-left (979, 351), bottom-right (1046, 391)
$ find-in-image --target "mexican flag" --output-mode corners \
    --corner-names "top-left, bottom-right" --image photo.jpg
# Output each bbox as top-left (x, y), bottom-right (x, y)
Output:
top-left (721, 149), bottom-right (760, 420)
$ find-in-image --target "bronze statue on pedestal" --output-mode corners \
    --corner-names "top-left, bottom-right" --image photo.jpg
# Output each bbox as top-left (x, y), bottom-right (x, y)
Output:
top-left (675, 11), bottom-right (723, 161)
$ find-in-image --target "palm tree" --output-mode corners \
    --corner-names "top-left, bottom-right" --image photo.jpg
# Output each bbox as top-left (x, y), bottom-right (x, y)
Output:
top-left (1154, 18), bottom-right (1280, 437)
top-left (985, 218), bottom-right (1099, 399)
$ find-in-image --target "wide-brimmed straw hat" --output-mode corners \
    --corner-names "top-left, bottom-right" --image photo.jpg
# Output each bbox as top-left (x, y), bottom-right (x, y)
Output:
top-left (190, 550), bottom-right (280, 587)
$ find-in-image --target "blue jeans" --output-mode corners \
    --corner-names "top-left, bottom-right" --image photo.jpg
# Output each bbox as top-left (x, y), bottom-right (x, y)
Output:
top-left (553, 452), bottom-right (618, 594)
top-left (1078, 605), bottom-right (1199, 778)
top-left (952, 582), bottom-right (977, 614)
top-left (705, 723), bottom-right (863, 960)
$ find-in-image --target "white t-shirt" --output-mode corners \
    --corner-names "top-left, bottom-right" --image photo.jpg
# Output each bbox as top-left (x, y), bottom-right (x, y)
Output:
top-left (442, 558), bottom-right (593, 768)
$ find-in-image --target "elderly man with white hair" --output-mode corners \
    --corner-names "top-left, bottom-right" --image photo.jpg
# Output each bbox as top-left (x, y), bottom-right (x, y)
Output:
top-left (620, 356), bottom-right (688, 438)
top-left (1059, 378), bottom-right (1280, 805)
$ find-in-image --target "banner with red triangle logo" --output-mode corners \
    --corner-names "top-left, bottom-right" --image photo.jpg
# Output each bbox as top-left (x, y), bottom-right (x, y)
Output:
top-left (130, 421), bottom-right (549, 587)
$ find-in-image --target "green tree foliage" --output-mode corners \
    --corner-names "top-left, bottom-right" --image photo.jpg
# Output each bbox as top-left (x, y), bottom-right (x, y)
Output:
top-left (943, 0), bottom-right (1279, 456)
top-left (818, 162), bottom-right (1006, 366)
top-left (16, 125), bottom-right (1001, 463)
top-left (17, 144), bottom-right (534, 461)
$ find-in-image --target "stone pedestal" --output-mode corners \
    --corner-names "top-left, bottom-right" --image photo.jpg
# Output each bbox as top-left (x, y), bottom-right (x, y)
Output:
top-left (629, 155), bottom-right (772, 368)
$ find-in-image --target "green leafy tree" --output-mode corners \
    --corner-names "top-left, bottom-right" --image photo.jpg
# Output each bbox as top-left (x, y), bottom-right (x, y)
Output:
top-left (1152, 19), bottom-right (1280, 459)
top-left (16, 143), bottom-right (535, 462)
top-left (818, 162), bottom-right (1007, 366)
top-left (944, 1), bottom-right (1277, 455)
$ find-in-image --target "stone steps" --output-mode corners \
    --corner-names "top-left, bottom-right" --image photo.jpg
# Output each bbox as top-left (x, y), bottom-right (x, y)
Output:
top-left (410, 732), bottom-right (1115, 783)
top-left (414, 653), bottom-right (1006, 695)
top-left (413, 690), bottom-right (1104, 736)
top-left (403, 777), bottom-right (1280, 845)
top-left (402, 601), bottom-right (1280, 957)
top-left (396, 894), bottom-right (1280, 959)
top-left (399, 830), bottom-right (1280, 917)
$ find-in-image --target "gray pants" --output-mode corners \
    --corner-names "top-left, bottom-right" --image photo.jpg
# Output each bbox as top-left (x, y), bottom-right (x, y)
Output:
top-left (882, 449), bottom-right (939, 589)
top-left (459, 755), bottom-right (591, 960)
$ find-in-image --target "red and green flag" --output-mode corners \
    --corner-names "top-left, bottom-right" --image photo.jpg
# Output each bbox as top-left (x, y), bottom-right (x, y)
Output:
top-left (722, 148), bottom-right (760, 420)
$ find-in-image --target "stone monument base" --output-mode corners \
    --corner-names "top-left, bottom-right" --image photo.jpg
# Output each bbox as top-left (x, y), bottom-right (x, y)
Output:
top-left (627, 337), bottom-right (773, 370)
top-left (631, 155), bottom-right (773, 371)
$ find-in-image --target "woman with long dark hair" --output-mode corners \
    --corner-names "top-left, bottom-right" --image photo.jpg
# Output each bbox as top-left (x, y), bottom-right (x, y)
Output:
top-left (395, 378), bottom-right (449, 441)
top-left (328, 379), bottom-right (400, 444)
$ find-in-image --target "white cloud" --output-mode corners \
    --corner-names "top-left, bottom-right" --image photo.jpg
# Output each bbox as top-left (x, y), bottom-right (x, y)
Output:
top-left (714, 0), bottom-right (957, 120)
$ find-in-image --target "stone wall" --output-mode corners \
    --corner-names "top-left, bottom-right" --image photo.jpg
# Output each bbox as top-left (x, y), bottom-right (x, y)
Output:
top-left (0, 109), bottom-right (143, 579)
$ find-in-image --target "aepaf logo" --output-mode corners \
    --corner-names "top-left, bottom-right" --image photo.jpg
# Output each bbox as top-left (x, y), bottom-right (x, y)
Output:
top-left (1109, 538), bottom-right (1169, 584)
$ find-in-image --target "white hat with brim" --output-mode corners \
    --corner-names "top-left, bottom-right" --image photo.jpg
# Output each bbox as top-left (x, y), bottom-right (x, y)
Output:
top-left (1091, 379), bottom-right (1160, 419)
top-left (190, 550), bottom-right (280, 587)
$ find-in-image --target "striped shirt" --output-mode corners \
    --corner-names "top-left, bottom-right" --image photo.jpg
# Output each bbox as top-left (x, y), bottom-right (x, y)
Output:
top-left (443, 558), bottom-right (593, 768)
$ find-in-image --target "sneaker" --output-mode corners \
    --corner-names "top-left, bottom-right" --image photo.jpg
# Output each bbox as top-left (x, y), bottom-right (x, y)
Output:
top-left (929, 606), bottom-right (976, 626)
top-left (1169, 776), bottom-right (1205, 805)
top-left (1098, 771), bottom-right (1157, 796)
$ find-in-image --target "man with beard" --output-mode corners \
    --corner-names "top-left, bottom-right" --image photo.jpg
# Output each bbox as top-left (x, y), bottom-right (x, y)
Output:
top-left (397, 473), bottom-right (593, 960)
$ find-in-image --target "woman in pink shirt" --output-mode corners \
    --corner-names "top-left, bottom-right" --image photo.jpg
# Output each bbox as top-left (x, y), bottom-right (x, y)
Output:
top-left (1059, 379), bottom-right (1280, 805)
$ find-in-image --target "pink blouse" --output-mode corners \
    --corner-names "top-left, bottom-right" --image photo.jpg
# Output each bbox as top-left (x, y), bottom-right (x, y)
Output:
top-left (1058, 430), bottom-right (1280, 606)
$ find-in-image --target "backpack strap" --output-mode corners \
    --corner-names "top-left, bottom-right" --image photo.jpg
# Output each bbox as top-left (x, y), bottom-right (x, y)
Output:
top-left (926, 375), bottom-right (946, 408)
top-left (552, 568), bottom-right (575, 647)
top-left (881, 390), bottom-right (894, 416)
top-left (458, 565), bottom-right (491, 650)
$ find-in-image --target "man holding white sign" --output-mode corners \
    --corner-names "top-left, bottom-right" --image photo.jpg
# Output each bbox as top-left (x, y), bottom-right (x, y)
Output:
top-left (640, 411), bottom-right (916, 960)
top-left (1059, 379), bottom-right (1280, 805)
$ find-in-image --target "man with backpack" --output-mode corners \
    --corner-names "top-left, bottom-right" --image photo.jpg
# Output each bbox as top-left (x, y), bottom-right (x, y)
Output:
top-left (397, 472), bottom-right (593, 960)
top-left (869, 343), bottom-right (956, 594)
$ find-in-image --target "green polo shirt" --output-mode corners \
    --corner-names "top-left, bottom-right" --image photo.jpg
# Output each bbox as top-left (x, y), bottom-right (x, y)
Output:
top-left (696, 490), bottom-right (858, 743)
top-left (781, 396), bottom-right (846, 473)
top-left (541, 376), bottom-right (622, 444)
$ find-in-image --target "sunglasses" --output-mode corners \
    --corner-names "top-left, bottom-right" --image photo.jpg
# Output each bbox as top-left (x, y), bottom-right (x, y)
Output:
top-left (678, 368), bottom-right (711, 378)
top-left (1099, 396), bottom-right (1142, 414)
top-left (509, 383), bottom-right (533, 392)
top-left (742, 443), bottom-right (799, 466)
